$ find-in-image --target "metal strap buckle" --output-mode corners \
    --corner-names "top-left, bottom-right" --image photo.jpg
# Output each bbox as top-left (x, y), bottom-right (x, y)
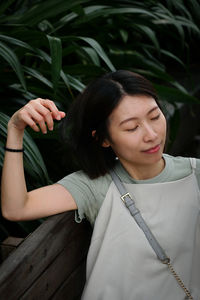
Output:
top-left (120, 192), bottom-right (132, 202)
top-left (161, 257), bottom-right (170, 264)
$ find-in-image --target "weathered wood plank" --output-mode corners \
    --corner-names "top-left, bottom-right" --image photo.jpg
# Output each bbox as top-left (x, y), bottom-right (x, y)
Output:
top-left (0, 237), bottom-right (24, 261)
top-left (20, 228), bottom-right (90, 299)
top-left (52, 261), bottom-right (87, 300)
top-left (0, 211), bottom-right (92, 299)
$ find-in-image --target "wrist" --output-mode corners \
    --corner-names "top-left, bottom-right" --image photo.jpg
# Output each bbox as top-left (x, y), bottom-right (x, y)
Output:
top-left (4, 146), bottom-right (24, 152)
top-left (7, 120), bottom-right (24, 132)
top-left (6, 122), bottom-right (24, 148)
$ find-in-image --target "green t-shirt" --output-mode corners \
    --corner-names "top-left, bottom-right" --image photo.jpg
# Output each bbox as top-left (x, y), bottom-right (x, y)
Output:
top-left (57, 154), bottom-right (200, 225)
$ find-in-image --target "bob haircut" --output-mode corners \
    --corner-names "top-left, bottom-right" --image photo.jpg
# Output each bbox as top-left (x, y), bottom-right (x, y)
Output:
top-left (62, 70), bottom-right (161, 179)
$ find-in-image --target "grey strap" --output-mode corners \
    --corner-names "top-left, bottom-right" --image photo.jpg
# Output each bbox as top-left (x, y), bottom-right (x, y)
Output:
top-left (110, 170), bottom-right (169, 263)
top-left (189, 157), bottom-right (196, 171)
top-left (110, 170), bottom-right (194, 299)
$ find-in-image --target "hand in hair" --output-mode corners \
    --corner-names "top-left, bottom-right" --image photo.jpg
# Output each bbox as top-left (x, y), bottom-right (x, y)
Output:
top-left (8, 98), bottom-right (66, 134)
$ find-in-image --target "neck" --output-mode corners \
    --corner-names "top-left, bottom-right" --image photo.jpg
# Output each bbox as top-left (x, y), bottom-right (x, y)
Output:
top-left (120, 157), bottom-right (165, 180)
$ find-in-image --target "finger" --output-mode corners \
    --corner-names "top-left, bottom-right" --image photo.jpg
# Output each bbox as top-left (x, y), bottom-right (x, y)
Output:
top-left (25, 99), bottom-right (66, 132)
top-left (37, 119), bottom-right (48, 134)
top-left (41, 99), bottom-right (62, 120)
top-left (25, 106), bottom-right (48, 133)
top-left (20, 113), bottom-right (40, 132)
top-left (59, 111), bottom-right (66, 119)
top-left (30, 98), bottom-right (66, 121)
top-left (26, 101), bottom-right (54, 132)
top-left (35, 105), bottom-right (54, 131)
top-left (43, 100), bottom-right (66, 121)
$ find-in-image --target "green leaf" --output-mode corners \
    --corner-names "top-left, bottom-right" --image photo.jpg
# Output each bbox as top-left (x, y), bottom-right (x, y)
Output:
top-left (154, 13), bottom-right (184, 40)
top-left (189, 0), bottom-right (200, 20)
top-left (167, 108), bottom-right (181, 150)
top-left (110, 48), bottom-right (165, 73)
top-left (176, 16), bottom-right (200, 34)
top-left (47, 35), bottom-right (62, 92)
top-left (0, 41), bottom-right (27, 91)
top-left (0, 141), bottom-right (5, 168)
top-left (160, 49), bottom-right (185, 67)
top-left (64, 73), bottom-right (85, 92)
top-left (153, 4), bottom-right (185, 39)
top-left (119, 29), bottom-right (128, 43)
top-left (71, 4), bottom-right (85, 16)
top-left (54, 5), bottom-right (105, 27)
top-left (34, 48), bottom-right (84, 93)
top-left (167, 1), bottom-right (192, 20)
top-left (154, 84), bottom-right (200, 104)
top-left (38, 20), bottom-right (54, 32)
top-left (82, 47), bottom-right (101, 66)
top-left (17, 0), bottom-right (91, 26)
top-left (0, 34), bottom-right (34, 51)
top-left (77, 36), bottom-right (115, 71)
top-left (0, 0), bottom-right (16, 15)
top-left (52, 12), bottom-right (78, 33)
top-left (9, 84), bottom-right (36, 101)
top-left (136, 25), bottom-right (160, 52)
top-left (23, 66), bottom-right (53, 89)
top-left (74, 7), bottom-right (156, 25)
top-left (52, 5), bottom-right (109, 33)
top-left (84, 5), bottom-right (109, 14)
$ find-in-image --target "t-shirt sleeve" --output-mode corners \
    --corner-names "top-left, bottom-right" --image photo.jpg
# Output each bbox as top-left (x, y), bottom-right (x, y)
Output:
top-left (57, 171), bottom-right (111, 225)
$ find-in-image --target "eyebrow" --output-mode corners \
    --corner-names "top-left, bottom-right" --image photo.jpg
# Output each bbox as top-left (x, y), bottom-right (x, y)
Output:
top-left (119, 106), bottom-right (159, 126)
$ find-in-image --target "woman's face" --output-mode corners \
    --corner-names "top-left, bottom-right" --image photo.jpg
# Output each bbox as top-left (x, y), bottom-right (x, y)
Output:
top-left (103, 94), bottom-right (167, 174)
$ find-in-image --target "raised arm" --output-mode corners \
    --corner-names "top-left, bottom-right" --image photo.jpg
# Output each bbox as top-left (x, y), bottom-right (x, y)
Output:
top-left (1, 99), bottom-right (77, 221)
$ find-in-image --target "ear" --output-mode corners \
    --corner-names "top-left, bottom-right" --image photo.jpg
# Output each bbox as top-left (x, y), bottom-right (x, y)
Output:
top-left (92, 130), bottom-right (96, 138)
top-left (102, 139), bottom-right (110, 148)
top-left (92, 130), bottom-right (110, 148)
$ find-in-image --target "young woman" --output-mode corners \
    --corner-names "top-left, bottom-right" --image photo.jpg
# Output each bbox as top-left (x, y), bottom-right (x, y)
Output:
top-left (1, 70), bottom-right (200, 299)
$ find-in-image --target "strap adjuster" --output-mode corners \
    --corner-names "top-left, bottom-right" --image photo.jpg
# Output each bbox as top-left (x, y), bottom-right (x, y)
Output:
top-left (120, 192), bottom-right (132, 202)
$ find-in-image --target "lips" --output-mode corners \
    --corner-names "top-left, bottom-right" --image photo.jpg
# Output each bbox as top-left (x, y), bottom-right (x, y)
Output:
top-left (143, 144), bottom-right (161, 154)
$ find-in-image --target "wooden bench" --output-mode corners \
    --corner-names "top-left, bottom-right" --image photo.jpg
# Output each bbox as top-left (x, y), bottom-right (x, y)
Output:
top-left (0, 211), bottom-right (92, 299)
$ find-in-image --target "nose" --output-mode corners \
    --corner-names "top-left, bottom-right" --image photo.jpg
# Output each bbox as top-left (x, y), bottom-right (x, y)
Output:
top-left (143, 123), bottom-right (158, 142)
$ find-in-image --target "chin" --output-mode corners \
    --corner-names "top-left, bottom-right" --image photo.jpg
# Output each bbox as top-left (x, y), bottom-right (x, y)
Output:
top-left (145, 151), bottom-right (163, 164)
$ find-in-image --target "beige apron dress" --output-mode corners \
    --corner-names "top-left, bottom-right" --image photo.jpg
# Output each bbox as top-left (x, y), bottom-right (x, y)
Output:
top-left (81, 158), bottom-right (200, 300)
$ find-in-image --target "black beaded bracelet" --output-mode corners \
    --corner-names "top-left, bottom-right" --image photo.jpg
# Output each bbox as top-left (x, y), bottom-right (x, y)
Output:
top-left (4, 146), bottom-right (24, 152)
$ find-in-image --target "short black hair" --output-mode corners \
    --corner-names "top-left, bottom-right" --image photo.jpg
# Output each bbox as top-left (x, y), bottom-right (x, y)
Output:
top-left (61, 70), bottom-right (160, 179)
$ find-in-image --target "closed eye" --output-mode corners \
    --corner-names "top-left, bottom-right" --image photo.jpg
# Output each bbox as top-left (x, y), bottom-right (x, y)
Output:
top-left (126, 125), bottom-right (139, 132)
top-left (151, 114), bottom-right (160, 120)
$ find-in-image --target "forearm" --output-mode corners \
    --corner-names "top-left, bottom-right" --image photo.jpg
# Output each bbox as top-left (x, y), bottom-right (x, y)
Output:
top-left (1, 124), bottom-right (28, 220)
top-left (1, 98), bottom-right (66, 220)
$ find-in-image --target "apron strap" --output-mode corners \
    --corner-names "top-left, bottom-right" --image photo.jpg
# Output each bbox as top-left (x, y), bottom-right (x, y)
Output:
top-left (110, 170), bottom-right (169, 263)
top-left (110, 170), bottom-right (194, 299)
top-left (189, 157), bottom-right (196, 172)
